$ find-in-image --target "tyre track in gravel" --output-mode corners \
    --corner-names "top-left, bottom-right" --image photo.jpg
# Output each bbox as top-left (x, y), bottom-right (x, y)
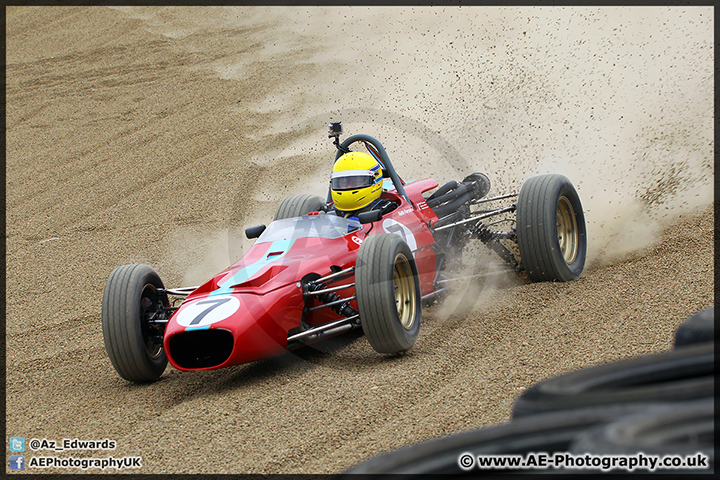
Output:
top-left (5, 6), bottom-right (713, 475)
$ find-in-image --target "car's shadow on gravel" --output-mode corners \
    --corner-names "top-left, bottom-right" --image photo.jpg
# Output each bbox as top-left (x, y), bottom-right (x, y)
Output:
top-left (138, 273), bottom-right (531, 404)
top-left (145, 328), bottom-right (424, 403)
top-left (207, 330), bottom-right (407, 387)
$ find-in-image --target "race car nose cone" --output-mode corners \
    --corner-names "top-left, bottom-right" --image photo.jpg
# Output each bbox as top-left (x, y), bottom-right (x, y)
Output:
top-left (164, 282), bottom-right (305, 371)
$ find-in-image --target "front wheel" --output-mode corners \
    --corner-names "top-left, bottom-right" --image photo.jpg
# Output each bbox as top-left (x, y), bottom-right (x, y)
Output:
top-left (101, 264), bottom-right (169, 382)
top-left (516, 174), bottom-right (587, 282)
top-left (356, 234), bottom-right (422, 354)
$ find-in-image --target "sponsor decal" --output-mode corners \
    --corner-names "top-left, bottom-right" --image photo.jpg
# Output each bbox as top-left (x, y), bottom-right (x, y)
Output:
top-left (397, 208), bottom-right (414, 216)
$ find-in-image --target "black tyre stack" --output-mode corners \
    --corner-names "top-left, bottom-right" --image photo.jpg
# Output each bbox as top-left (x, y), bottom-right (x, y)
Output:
top-left (338, 306), bottom-right (715, 476)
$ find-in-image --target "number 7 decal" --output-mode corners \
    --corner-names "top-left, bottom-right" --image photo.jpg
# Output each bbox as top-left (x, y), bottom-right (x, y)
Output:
top-left (189, 298), bottom-right (232, 325)
top-left (175, 295), bottom-right (241, 328)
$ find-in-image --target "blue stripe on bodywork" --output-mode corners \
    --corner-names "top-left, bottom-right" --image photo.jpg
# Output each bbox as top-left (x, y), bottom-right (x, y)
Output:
top-left (209, 239), bottom-right (294, 296)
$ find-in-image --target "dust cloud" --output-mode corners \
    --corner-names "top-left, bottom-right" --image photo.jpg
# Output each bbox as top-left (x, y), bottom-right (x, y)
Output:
top-left (113, 6), bottom-right (713, 279)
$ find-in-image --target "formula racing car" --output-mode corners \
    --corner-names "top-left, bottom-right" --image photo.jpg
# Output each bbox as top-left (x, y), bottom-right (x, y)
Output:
top-left (102, 122), bottom-right (587, 382)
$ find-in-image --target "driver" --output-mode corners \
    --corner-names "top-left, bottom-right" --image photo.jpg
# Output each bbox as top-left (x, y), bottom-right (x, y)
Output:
top-left (329, 151), bottom-right (397, 220)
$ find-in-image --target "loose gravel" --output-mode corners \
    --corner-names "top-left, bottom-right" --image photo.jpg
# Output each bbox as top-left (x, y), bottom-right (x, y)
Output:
top-left (5, 6), bottom-right (713, 475)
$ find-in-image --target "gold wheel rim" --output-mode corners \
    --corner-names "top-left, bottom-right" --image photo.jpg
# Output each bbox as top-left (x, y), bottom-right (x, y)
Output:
top-left (393, 253), bottom-right (417, 330)
top-left (557, 196), bottom-right (578, 264)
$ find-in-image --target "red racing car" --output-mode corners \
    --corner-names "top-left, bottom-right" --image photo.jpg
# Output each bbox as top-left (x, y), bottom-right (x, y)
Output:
top-left (102, 123), bottom-right (587, 382)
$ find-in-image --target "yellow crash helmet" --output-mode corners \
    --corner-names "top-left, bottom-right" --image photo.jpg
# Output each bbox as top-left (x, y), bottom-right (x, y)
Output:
top-left (330, 151), bottom-right (383, 212)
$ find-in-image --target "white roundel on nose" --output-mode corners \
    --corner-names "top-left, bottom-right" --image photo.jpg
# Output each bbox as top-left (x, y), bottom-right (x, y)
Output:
top-left (175, 296), bottom-right (241, 328)
top-left (382, 218), bottom-right (417, 251)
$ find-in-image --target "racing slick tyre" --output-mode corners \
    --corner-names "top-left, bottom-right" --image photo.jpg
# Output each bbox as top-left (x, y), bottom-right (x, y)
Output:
top-left (274, 193), bottom-right (325, 220)
top-left (102, 264), bottom-right (169, 383)
top-left (516, 174), bottom-right (586, 282)
top-left (356, 234), bottom-right (421, 354)
top-left (511, 342), bottom-right (715, 418)
top-left (674, 306), bottom-right (715, 348)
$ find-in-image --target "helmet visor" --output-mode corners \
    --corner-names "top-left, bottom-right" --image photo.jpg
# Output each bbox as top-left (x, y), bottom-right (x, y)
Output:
top-left (331, 170), bottom-right (376, 191)
top-left (332, 175), bottom-right (374, 191)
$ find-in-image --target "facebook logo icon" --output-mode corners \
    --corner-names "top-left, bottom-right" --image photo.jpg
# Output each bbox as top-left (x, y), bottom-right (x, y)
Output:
top-left (9, 455), bottom-right (25, 470)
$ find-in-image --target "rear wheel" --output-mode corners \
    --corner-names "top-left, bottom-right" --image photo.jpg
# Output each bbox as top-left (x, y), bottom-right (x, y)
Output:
top-left (101, 264), bottom-right (169, 383)
top-left (356, 234), bottom-right (421, 354)
top-left (516, 174), bottom-right (587, 282)
top-left (274, 193), bottom-right (325, 220)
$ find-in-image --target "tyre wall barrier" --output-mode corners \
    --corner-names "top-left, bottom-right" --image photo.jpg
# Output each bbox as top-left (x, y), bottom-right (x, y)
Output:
top-left (339, 307), bottom-right (715, 476)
